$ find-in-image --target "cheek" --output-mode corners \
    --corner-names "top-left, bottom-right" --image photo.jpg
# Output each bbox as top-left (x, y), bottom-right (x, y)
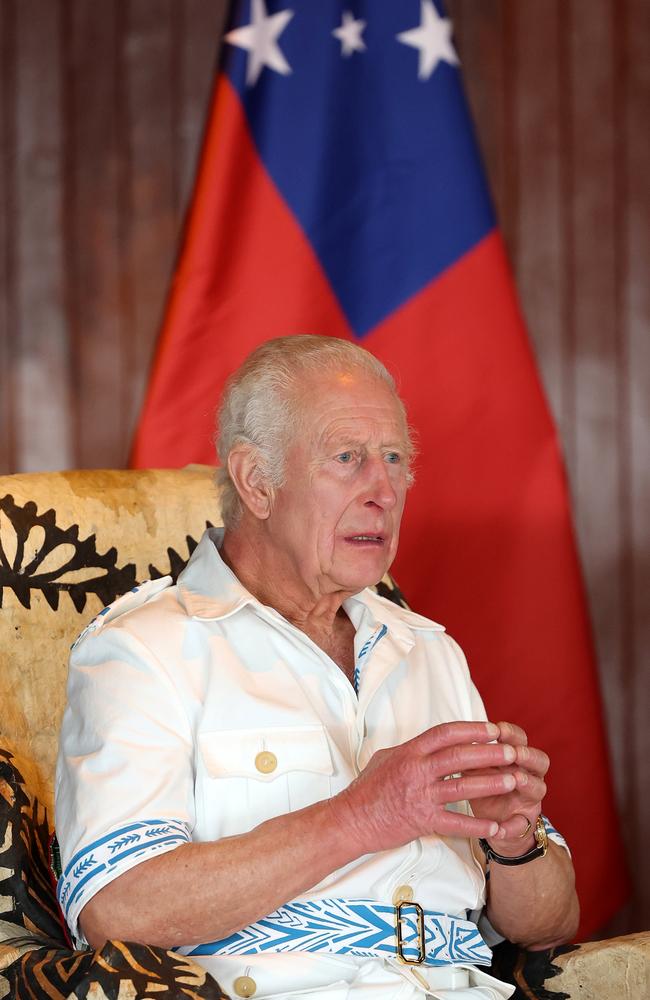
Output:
top-left (316, 513), bottom-right (341, 548)
top-left (315, 505), bottom-right (352, 559)
top-left (312, 485), bottom-right (350, 527)
top-left (390, 496), bottom-right (407, 544)
top-left (393, 477), bottom-right (404, 501)
top-left (309, 504), bottom-right (338, 554)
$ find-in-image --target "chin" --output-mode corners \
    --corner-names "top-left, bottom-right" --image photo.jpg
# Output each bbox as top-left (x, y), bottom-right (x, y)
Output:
top-left (329, 543), bottom-right (395, 594)
top-left (337, 564), bottom-right (390, 594)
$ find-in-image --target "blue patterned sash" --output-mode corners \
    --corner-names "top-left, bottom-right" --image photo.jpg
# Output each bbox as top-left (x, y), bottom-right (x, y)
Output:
top-left (183, 897), bottom-right (491, 967)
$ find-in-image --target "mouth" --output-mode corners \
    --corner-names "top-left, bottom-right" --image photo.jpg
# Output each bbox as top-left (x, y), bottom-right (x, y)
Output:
top-left (344, 534), bottom-right (385, 545)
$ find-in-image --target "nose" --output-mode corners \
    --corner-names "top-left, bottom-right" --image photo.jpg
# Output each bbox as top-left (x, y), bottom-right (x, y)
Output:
top-left (362, 456), bottom-right (400, 511)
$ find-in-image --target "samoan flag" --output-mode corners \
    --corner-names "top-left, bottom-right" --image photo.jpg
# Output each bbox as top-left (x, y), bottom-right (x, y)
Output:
top-left (131, 0), bottom-right (629, 934)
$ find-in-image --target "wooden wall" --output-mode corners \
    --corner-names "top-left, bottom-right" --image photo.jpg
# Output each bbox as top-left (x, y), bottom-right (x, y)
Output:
top-left (451, 0), bottom-right (650, 935)
top-left (0, 0), bottom-right (228, 473)
top-left (1, 1), bottom-right (648, 934)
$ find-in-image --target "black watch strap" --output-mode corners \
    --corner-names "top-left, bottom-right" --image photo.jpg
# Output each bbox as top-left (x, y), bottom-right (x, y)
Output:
top-left (478, 815), bottom-right (548, 866)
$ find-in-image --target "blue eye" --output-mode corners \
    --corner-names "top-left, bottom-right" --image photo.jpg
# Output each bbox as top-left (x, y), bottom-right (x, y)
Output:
top-left (337, 452), bottom-right (353, 463)
top-left (385, 452), bottom-right (401, 464)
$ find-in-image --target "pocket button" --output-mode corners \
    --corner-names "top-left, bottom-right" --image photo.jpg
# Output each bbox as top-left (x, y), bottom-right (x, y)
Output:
top-left (233, 974), bottom-right (257, 997)
top-left (255, 750), bottom-right (278, 774)
top-left (392, 883), bottom-right (414, 904)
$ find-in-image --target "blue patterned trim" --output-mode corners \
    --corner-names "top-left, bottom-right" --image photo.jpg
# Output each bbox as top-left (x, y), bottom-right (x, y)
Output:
top-left (354, 624), bottom-right (388, 694)
top-left (57, 819), bottom-right (191, 919)
top-left (542, 814), bottom-right (571, 855)
top-left (183, 897), bottom-right (491, 967)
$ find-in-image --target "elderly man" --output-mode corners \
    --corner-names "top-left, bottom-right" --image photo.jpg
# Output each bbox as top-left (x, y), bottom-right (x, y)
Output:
top-left (56, 336), bottom-right (578, 1000)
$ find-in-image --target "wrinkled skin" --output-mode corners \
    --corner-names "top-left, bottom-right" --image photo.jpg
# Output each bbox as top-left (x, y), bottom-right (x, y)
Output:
top-left (332, 720), bottom-right (547, 853)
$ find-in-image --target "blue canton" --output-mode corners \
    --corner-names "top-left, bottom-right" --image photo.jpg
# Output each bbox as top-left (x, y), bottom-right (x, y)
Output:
top-left (223, 1), bottom-right (495, 336)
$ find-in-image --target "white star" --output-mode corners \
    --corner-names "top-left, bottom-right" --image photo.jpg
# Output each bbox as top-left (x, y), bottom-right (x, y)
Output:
top-left (396, 0), bottom-right (458, 80)
top-left (224, 0), bottom-right (294, 87)
top-left (332, 11), bottom-right (367, 57)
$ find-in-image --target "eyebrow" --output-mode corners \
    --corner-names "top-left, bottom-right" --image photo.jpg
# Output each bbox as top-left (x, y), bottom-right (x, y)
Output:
top-left (324, 434), bottom-right (410, 452)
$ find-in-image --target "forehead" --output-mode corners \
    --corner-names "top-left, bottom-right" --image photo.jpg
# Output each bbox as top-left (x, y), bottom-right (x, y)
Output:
top-left (295, 369), bottom-right (408, 445)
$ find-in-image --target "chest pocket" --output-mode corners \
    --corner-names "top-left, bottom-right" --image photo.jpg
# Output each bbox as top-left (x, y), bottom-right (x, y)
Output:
top-left (197, 725), bottom-right (334, 838)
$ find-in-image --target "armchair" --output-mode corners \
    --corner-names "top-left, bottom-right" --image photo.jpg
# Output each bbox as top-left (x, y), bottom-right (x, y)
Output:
top-left (0, 467), bottom-right (646, 999)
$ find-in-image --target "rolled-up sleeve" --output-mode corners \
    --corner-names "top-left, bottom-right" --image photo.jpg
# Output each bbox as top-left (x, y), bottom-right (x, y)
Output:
top-left (55, 620), bottom-right (195, 943)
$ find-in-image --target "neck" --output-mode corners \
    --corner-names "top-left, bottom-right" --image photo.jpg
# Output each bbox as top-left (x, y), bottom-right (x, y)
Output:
top-left (220, 521), bottom-right (346, 630)
top-left (220, 521), bottom-right (356, 673)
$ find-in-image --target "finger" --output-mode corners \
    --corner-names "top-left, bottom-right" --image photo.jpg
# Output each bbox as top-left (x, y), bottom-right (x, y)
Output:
top-left (512, 769), bottom-right (547, 802)
top-left (437, 770), bottom-right (517, 805)
top-left (433, 809), bottom-right (501, 840)
top-left (495, 721), bottom-right (528, 746)
top-left (513, 745), bottom-right (550, 777)
top-left (429, 741), bottom-right (517, 778)
top-left (414, 721), bottom-right (501, 755)
top-left (493, 813), bottom-right (536, 841)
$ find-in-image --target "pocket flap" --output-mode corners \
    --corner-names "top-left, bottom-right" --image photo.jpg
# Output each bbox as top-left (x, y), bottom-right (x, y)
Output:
top-left (198, 725), bottom-right (334, 780)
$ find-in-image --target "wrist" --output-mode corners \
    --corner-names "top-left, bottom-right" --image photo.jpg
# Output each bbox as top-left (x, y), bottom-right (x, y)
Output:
top-left (487, 832), bottom-right (536, 857)
top-left (479, 814), bottom-right (548, 866)
top-left (325, 786), bottom-right (371, 857)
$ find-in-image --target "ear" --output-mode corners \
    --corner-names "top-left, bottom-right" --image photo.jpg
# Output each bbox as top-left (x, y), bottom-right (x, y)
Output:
top-left (227, 446), bottom-right (273, 521)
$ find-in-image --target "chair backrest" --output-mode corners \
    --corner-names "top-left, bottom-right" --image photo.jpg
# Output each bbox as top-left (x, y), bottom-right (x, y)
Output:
top-left (0, 466), bottom-right (222, 814)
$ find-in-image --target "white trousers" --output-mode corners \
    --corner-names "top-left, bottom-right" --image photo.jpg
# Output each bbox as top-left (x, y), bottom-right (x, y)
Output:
top-left (204, 955), bottom-right (515, 1000)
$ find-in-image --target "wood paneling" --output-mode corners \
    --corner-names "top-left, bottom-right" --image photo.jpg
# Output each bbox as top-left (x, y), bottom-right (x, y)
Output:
top-left (622, 0), bottom-right (650, 931)
top-left (13, 0), bottom-right (73, 472)
top-left (121, 0), bottom-right (177, 442)
top-left (175, 0), bottom-right (227, 214)
top-left (65, 1), bottom-right (124, 467)
top-left (0, 0), bottom-right (17, 473)
top-left (449, 0), bottom-right (650, 935)
top-left (0, 0), bottom-right (229, 471)
top-left (0, 0), bottom-right (648, 934)
top-left (569, 0), bottom-right (625, 817)
top-left (510, 1), bottom-right (566, 432)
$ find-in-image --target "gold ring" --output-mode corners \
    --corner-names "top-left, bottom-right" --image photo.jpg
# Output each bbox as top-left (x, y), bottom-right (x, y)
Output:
top-left (519, 817), bottom-right (532, 839)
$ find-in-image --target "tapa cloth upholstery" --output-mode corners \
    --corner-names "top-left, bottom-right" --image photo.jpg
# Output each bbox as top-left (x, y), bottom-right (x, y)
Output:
top-left (0, 747), bottom-right (227, 999)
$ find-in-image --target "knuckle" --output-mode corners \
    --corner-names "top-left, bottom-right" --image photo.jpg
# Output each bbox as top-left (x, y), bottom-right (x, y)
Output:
top-left (445, 745), bottom-right (464, 771)
top-left (494, 772), bottom-right (513, 791)
top-left (443, 776), bottom-right (462, 799)
top-left (435, 721), bottom-right (456, 744)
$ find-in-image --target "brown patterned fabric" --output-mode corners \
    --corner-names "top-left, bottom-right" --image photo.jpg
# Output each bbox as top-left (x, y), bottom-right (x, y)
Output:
top-left (0, 467), bottom-right (224, 816)
top-left (4, 940), bottom-right (228, 1000)
top-left (0, 749), bottom-right (66, 945)
top-left (490, 939), bottom-right (574, 999)
top-left (0, 749), bottom-right (228, 999)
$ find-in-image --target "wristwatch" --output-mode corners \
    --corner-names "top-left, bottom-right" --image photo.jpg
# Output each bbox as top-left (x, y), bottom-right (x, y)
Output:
top-left (478, 815), bottom-right (548, 866)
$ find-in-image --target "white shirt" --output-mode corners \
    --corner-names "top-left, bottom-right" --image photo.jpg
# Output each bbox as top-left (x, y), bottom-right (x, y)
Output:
top-left (56, 528), bottom-right (516, 999)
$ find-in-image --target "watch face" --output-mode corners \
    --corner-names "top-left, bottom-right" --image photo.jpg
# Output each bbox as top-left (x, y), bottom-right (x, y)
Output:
top-left (534, 816), bottom-right (549, 855)
top-left (479, 816), bottom-right (549, 866)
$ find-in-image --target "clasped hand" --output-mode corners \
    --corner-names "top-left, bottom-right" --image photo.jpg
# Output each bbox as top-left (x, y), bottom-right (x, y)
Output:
top-left (333, 720), bottom-right (549, 856)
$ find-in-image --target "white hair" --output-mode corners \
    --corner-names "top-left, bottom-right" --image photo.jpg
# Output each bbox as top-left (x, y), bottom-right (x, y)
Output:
top-left (215, 334), bottom-right (413, 528)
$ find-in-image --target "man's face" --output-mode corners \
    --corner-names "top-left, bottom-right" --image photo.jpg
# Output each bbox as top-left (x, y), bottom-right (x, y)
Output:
top-left (264, 369), bottom-right (410, 601)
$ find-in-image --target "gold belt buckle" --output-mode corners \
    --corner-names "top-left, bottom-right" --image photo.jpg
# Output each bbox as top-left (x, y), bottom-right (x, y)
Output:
top-left (395, 900), bottom-right (426, 965)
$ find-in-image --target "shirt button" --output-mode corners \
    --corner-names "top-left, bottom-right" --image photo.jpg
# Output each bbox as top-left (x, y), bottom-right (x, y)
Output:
top-left (255, 750), bottom-right (278, 774)
top-left (233, 975), bottom-right (257, 997)
top-left (392, 884), bottom-right (414, 904)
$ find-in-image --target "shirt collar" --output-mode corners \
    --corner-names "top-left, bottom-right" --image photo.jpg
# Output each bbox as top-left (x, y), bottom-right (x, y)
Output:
top-left (177, 527), bottom-right (257, 620)
top-left (343, 588), bottom-right (446, 708)
top-left (344, 585), bottom-right (446, 641)
top-left (178, 528), bottom-right (447, 637)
